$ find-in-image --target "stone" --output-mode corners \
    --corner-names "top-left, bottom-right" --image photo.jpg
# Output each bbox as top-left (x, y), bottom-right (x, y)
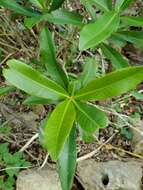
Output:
top-left (134, 140), bottom-right (143, 156)
top-left (131, 119), bottom-right (143, 156)
top-left (17, 166), bottom-right (62, 190)
top-left (77, 159), bottom-right (143, 190)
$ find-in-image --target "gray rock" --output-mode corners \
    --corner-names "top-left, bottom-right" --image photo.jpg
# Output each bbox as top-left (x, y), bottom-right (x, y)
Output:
top-left (77, 159), bottom-right (143, 190)
top-left (17, 166), bottom-right (62, 190)
top-left (131, 119), bottom-right (143, 156)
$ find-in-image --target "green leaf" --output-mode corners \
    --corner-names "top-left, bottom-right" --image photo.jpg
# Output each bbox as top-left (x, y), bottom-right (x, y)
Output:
top-left (50, 0), bottom-right (66, 11)
top-left (25, 10), bottom-right (83, 28)
top-left (40, 27), bottom-right (68, 88)
top-left (50, 9), bottom-right (83, 26)
top-left (79, 127), bottom-right (95, 143)
top-left (0, 86), bottom-right (15, 96)
top-left (29, 0), bottom-right (43, 9)
top-left (115, 0), bottom-right (134, 11)
top-left (42, 99), bottom-right (76, 160)
top-left (79, 11), bottom-right (120, 50)
top-left (101, 43), bottom-right (129, 69)
top-left (75, 66), bottom-right (143, 101)
top-left (80, 0), bottom-right (96, 21)
top-left (75, 101), bottom-right (109, 133)
top-left (79, 57), bottom-right (98, 86)
top-left (121, 127), bottom-right (133, 140)
top-left (0, 0), bottom-right (38, 16)
top-left (114, 31), bottom-right (143, 49)
top-left (121, 16), bottom-right (143, 27)
top-left (3, 59), bottom-right (68, 101)
top-left (91, 0), bottom-right (110, 11)
top-left (58, 126), bottom-right (77, 190)
top-left (24, 96), bottom-right (55, 105)
top-left (131, 91), bottom-right (143, 100)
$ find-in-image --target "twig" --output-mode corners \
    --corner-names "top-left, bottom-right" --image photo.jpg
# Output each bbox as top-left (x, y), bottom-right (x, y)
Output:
top-left (105, 144), bottom-right (143, 160)
top-left (19, 133), bottom-right (39, 152)
top-left (77, 133), bottom-right (117, 162)
top-left (39, 153), bottom-right (49, 169)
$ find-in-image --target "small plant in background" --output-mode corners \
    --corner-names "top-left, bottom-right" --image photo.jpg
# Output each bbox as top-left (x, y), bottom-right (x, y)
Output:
top-left (0, 143), bottom-right (30, 190)
top-left (0, 0), bottom-right (143, 190)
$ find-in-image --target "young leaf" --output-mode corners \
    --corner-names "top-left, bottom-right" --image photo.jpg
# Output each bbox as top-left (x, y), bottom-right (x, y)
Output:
top-left (75, 66), bottom-right (143, 101)
top-left (79, 11), bottom-right (120, 50)
top-left (42, 99), bottom-right (76, 161)
top-left (58, 126), bottom-right (77, 190)
top-left (0, 86), bottom-right (15, 96)
top-left (75, 101), bottom-right (109, 132)
top-left (80, 57), bottom-right (98, 85)
top-left (91, 0), bottom-right (110, 11)
top-left (3, 59), bottom-right (68, 101)
top-left (121, 16), bottom-right (143, 27)
top-left (0, 0), bottom-right (38, 16)
top-left (40, 27), bottom-right (68, 88)
top-left (24, 96), bottom-right (55, 105)
top-left (115, 0), bottom-right (134, 11)
top-left (114, 31), bottom-right (143, 49)
top-left (50, 0), bottom-right (66, 11)
top-left (101, 43), bottom-right (129, 69)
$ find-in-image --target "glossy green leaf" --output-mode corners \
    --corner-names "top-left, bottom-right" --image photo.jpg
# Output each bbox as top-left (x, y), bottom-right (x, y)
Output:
top-left (0, 86), bottom-right (15, 96)
top-left (40, 27), bottom-right (68, 88)
top-left (115, 0), bottom-right (134, 11)
top-left (25, 10), bottom-right (83, 28)
top-left (58, 126), bottom-right (77, 190)
top-left (101, 43), bottom-right (129, 69)
top-left (79, 11), bottom-right (120, 50)
top-left (75, 101), bottom-right (109, 132)
top-left (0, 0), bottom-right (38, 16)
top-left (3, 59), bottom-right (68, 101)
top-left (121, 16), bottom-right (143, 27)
top-left (50, 9), bottom-right (83, 26)
top-left (43, 99), bottom-right (76, 160)
top-left (50, 0), bottom-right (66, 11)
top-left (24, 96), bottom-right (54, 105)
top-left (114, 31), bottom-right (143, 48)
top-left (78, 57), bottom-right (98, 87)
top-left (91, 0), bottom-right (110, 11)
top-left (75, 66), bottom-right (143, 101)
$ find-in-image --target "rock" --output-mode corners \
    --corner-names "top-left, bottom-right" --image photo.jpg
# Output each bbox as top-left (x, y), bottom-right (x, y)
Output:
top-left (77, 159), bottom-right (143, 190)
top-left (17, 166), bottom-right (62, 190)
top-left (134, 140), bottom-right (143, 156)
top-left (131, 119), bottom-right (143, 156)
top-left (0, 103), bottom-right (39, 129)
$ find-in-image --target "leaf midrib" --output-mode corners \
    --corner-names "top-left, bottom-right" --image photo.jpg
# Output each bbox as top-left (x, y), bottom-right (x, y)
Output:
top-left (55, 99), bottom-right (72, 157)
